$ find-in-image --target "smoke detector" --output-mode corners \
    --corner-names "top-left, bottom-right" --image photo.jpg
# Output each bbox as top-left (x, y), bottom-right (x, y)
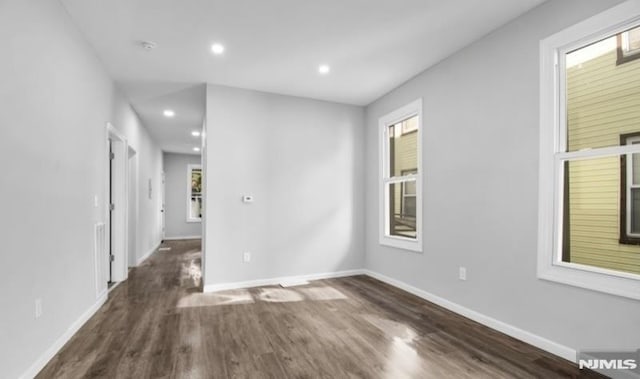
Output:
top-left (140, 41), bottom-right (157, 50)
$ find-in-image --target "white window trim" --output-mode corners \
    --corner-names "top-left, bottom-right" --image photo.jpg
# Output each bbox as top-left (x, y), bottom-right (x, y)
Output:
top-left (379, 99), bottom-right (423, 252)
top-left (402, 183), bottom-right (416, 218)
top-left (621, 28), bottom-right (640, 57)
top-left (401, 168), bottom-right (418, 218)
top-left (186, 164), bottom-right (202, 223)
top-left (538, 0), bottom-right (640, 300)
top-left (626, 136), bottom-right (640, 238)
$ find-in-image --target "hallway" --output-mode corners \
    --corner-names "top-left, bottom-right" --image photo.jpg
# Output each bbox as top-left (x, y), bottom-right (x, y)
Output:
top-left (36, 241), bottom-right (600, 378)
top-left (37, 240), bottom-right (203, 378)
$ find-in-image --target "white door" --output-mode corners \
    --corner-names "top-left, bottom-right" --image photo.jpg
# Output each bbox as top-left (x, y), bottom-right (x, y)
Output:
top-left (161, 172), bottom-right (166, 240)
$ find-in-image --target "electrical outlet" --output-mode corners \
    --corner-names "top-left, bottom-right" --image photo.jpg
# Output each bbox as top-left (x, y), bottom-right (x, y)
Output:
top-left (35, 299), bottom-right (42, 319)
top-left (459, 267), bottom-right (467, 281)
top-left (94, 195), bottom-right (99, 208)
top-left (243, 252), bottom-right (251, 263)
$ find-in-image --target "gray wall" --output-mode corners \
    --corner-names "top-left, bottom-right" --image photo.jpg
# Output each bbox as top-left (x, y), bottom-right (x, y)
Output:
top-left (111, 87), bottom-right (165, 265)
top-left (364, 0), bottom-right (639, 353)
top-left (163, 152), bottom-right (202, 239)
top-left (204, 84), bottom-right (365, 286)
top-left (0, 0), bottom-right (163, 377)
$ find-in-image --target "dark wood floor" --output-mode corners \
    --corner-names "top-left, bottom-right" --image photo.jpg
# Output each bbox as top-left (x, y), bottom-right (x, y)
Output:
top-left (37, 240), bottom-right (604, 378)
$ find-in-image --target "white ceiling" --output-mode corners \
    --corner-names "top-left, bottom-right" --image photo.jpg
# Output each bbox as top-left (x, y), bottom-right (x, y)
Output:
top-left (119, 82), bottom-right (206, 155)
top-left (60, 0), bottom-right (544, 153)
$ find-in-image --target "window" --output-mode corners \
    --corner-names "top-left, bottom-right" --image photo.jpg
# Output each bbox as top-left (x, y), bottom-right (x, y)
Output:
top-left (621, 134), bottom-right (640, 244)
top-left (617, 24), bottom-right (640, 64)
top-left (539, 1), bottom-right (640, 300)
top-left (401, 169), bottom-right (418, 220)
top-left (187, 164), bottom-right (202, 222)
top-left (379, 99), bottom-right (422, 252)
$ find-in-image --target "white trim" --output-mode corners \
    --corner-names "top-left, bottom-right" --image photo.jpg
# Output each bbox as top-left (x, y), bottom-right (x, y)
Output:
top-left (363, 270), bottom-right (577, 363)
top-left (186, 164), bottom-right (202, 223)
top-left (136, 242), bottom-right (161, 266)
top-left (161, 172), bottom-right (166, 240)
top-left (538, 0), bottom-right (640, 301)
top-left (200, 118), bottom-right (207, 286)
top-left (203, 269), bottom-right (365, 292)
top-left (106, 123), bottom-right (129, 283)
top-left (625, 136), bottom-right (640, 238)
top-left (621, 27), bottom-right (640, 58)
top-left (378, 99), bottom-right (423, 252)
top-left (557, 143), bottom-right (640, 161)
top-left (107, 280), bottom-right (124, 294)
top-left (163, 235), bottom-right (202, 241)
top-left (18, 291), bottom-right (108, 379)
top-left (128, 149), bottom-right (139, 267)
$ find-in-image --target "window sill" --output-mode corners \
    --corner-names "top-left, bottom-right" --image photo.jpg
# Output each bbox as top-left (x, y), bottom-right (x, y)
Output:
top-left (379, 235), bottom-right (422, 253)
top-left (537, 260), bottom-right (640, 301)
top-left (619, 236), bottom-right (640, 245)
top-left (186, 219), bottom-right (202, 223)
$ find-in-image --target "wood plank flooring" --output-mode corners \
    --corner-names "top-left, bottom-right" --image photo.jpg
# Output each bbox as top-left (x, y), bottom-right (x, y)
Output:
top-left (37, 240), bottom-right (604, 378)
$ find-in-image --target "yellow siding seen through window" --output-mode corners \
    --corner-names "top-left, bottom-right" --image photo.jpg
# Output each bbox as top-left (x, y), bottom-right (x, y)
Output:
top-left (566, 32), bottom-right (640, 275)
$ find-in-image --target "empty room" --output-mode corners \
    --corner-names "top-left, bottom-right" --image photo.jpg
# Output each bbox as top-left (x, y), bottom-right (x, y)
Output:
top-left (1, 0), bottom-right (640, 378)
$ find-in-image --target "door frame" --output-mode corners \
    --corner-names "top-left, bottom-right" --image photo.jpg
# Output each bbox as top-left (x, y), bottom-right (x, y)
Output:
top-left (105, 123), bottom-right (129, 285)
top-left (161, 171), bottom-right (166, 240)
top-left (127, 145), bottom-right (138, 267)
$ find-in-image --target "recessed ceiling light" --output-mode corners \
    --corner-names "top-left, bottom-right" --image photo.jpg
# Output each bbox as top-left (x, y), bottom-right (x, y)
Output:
top-left (191, 130), bottom-right (201, 137)
top-left (318, 64), bottom-right (330, 74)
top-left (211, 43), bottom-right (225, 55)
top-left (163, 109), bottom-right (175, 118)
top-left (193, 147), bottom-right (201, 152)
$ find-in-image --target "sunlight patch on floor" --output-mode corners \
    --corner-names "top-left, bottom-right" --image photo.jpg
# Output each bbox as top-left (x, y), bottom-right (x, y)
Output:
top-left (257, 288), bottom-right (305, 303)
top-left (299, 286), bottom-right (348, 301)
top-left (176, 290), bottom-right (254, 308)
top-left (180, 259), bottom-right (202, 288)
top-left (176, 285), bottom-right (349, 308)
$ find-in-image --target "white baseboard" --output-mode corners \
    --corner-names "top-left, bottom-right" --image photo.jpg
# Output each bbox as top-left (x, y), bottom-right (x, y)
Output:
top-left (19, 291), bottom-right (108, 379)
top-left (163, 235), bottom-right (201, 241)
top-left (107, 280), bottom-right (124, 294)
top-left (203, 269), bottom-right (365, 292)
top-left (363, 269), bottom-right (577, 363)
top-left (136, 242), bottom-right (161, 266)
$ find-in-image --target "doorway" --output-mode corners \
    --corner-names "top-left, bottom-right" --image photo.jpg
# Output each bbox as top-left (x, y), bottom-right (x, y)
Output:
top-left (128, 146), bottom-right (138, 267)
top-left (106, 123), bottom-right (129, 288)
top-left (109, 140), bottom-right (114, 286)
top-left (161, 172), bottom-right (166, 241)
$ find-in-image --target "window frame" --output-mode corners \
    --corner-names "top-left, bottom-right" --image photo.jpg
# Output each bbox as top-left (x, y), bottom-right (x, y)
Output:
top-left (620, 133), bottom-right (640, 244)
top-left (616, 27), bottom-right (640, 65)
top-left (378, 99), bottom-right (423, 252)
top-left (401, 168), bottom-right (418, 218)
top-left (186, 164), bottom-right (202, 223)
top-left (538, 1), bottom-right (640, 300)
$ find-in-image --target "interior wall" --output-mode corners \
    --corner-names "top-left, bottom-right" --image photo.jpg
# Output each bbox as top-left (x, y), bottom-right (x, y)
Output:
top-left (204, 84), bottom-right (365, 287)
top-left (364, 0), bottom-right (639, 354)
top-left (163, 152), bottom-right (202, 239)
top-left (0, 0), bottom-right (162, 377)
top-left (110, 90), bottom-right (164, 265)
